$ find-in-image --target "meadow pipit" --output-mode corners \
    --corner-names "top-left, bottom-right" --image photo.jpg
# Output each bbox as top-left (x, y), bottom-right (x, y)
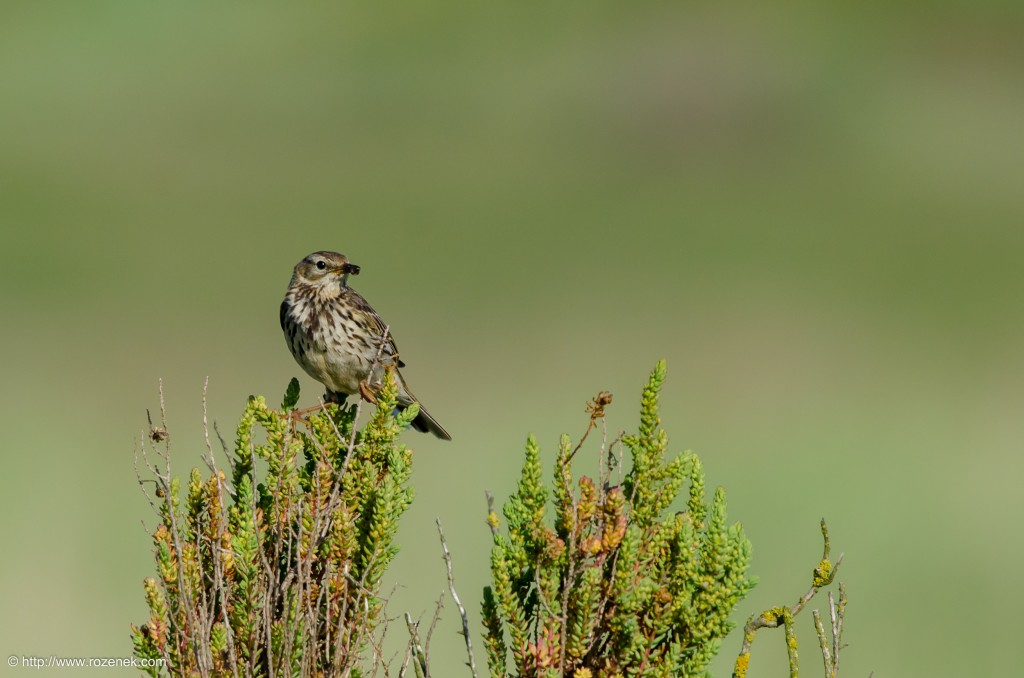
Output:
top-left (280, 251), bottom-right (451, 440)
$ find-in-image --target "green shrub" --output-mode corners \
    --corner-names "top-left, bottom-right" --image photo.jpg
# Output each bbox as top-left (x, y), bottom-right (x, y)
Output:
top-left (132, 373), bottom-right (415, 677)
top-left (132, 361), bottom-right (846, 678)
top-left (482, 361), bottom-right (756, 677)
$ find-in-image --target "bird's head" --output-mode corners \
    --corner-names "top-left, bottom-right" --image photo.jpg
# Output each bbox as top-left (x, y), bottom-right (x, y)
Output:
top-left (291, 251), bottom-right (361, 290)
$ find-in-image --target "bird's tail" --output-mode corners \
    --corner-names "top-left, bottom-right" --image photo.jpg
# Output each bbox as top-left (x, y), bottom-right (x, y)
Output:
top-left (391, 368), bottom-right (451, 441)
top-left (407, 402), bottom-right (452, 441)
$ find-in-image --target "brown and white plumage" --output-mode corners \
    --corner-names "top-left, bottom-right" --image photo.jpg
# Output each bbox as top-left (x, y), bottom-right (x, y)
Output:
top-left (280, 250), bottom-right (451, 440)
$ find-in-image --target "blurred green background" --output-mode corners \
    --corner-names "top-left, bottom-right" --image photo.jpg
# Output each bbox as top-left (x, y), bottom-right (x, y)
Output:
top-left (2, 1), bottom-right (1022, 676)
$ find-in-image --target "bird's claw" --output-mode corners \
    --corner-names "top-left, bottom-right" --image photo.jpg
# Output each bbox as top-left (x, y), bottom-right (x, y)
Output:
top-left (283, 411), bottom-right (309, 431)
top-left (358, 380), bottom-right (378, 404)
top-left (285, 406), bottom-right (318, 427)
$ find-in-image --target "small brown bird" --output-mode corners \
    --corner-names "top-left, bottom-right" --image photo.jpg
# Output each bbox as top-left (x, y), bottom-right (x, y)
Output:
top-left (280, 251), bottom-right (451, 440)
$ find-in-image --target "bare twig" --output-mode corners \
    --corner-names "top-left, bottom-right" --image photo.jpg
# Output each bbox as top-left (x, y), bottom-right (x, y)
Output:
top-left (813, 582), bottom-right (848, 678)
top-left (812, 609), bottom-right (832, 678)
top-left (484, 491), bottom-right (499, 538)
top-left (733, 519), bottom-right (845, 678)
top-left (404, 613), bottom-right (429, 678)
top-left (436, 518), bottom-right (479, 678)
top-left (199, 377), bottom-right (241, 678)
top-left (423, 591), bottom-right (446, 670)
top-left (345, 324), bottom-right (392, 462)
top-left (157, 381), bottom-right (211, 676)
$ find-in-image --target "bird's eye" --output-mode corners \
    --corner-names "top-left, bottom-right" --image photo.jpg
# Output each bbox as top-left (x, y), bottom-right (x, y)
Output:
top-left (315, 261), bottom-right (327, 270)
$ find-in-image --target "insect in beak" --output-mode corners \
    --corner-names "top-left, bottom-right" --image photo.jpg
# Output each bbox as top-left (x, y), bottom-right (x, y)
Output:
top-left (342, 262), bottom-right (361, 276)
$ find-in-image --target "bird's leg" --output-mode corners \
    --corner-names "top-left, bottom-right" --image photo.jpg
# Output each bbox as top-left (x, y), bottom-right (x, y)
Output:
top-left (286, 403), bottom-right (327, 427)
top-left (287, 411), bottom-right (311, 428)
top-left (288, 404), bottom-right (325, 419)
top-left (288, 391), bottom-right (346, 423)
top-left (358, 380), bottom-right (378, 404)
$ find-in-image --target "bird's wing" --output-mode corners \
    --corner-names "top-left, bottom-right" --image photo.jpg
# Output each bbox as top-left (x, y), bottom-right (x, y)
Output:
top-left (345, 289), bottom-right (407, 368)
top-left (279, 299), bottom-right (290, 332)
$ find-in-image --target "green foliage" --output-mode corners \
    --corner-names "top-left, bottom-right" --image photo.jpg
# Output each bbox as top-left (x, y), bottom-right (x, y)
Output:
top-left (132, 373), bottom-right (414, 677)
top-left (281, 377), bottom-right (301, 411)
top-left (483, 361), bottom-right (756, 677)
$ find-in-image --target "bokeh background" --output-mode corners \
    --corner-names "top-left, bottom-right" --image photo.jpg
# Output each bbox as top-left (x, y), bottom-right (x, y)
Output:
top-left (2, 2), bottom-right (1022, 676)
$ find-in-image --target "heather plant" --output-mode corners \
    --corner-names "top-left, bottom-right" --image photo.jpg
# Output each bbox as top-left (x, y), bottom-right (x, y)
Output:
top-left (132, 372), bottom-right (416, 677)
top-left (481, 361), bottom-right (757, 677)
top-left (131, 360), bottom-right (849, 678)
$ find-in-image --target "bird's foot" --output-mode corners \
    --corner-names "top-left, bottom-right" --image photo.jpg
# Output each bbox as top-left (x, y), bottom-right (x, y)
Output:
top-left (286, 402), bottom-right (336, 427)
top-left (358, 380), bottom-right (378, 404)
top-left (285, 410), bottom-right (311, 429)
